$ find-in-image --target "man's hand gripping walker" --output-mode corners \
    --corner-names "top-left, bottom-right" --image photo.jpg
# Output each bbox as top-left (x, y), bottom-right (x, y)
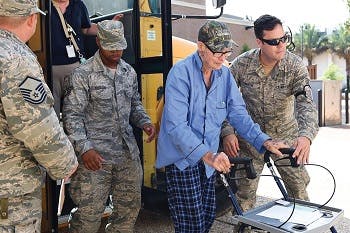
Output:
top-left (219, 148), bottom-right (343, 233)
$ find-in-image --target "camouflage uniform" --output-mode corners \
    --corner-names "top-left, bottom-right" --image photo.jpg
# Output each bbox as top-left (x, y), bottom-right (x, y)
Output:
top-left (0, 1), bottom-right (78, 231)
top-left (222, 48), bottom-right (319, 213)
top-left (63, 20), bottom-right (151, 233)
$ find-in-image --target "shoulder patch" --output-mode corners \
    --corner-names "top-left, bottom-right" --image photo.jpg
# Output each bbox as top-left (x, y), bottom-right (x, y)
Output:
top-left (18, 76), bottom-right (47, 104)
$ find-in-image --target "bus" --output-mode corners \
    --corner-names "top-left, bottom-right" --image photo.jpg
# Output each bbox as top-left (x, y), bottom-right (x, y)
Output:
top-left (28, 0), bottom-right (237, 231)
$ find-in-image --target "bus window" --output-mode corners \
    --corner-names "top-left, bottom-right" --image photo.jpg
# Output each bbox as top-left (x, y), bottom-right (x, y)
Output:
top-left (84, 0), bottom-right (133, 17)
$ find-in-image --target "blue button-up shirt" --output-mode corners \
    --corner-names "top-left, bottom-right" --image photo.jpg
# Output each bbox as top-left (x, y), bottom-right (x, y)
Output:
top-left (156, 52), bottom-right (269, 176)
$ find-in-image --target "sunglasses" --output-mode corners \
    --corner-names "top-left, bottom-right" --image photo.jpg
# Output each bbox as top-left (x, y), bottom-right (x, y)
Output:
top-left (261, 34), bottom-right (291, 46)
top-left (203, 43), bottom-right (233, 58)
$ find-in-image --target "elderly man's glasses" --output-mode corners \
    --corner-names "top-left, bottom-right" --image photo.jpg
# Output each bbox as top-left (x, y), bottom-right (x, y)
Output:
top-left (204, 43), bottom-right (233, 58)
top-left (261, 34), bottom-right (291, 46)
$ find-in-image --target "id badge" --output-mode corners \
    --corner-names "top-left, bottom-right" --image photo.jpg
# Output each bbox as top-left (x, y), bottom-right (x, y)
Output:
top-left (66, 45), bottom-right (76, 58)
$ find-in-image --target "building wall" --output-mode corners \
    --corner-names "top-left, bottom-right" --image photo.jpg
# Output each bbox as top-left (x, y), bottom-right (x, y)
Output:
top-left (312, 52), bottom-right (346, 87)
top-left (171, 2), bottom-right (256, 60)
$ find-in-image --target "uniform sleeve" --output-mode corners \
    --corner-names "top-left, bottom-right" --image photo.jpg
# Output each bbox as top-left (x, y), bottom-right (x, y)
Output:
top-left (1, 59), bottom-right (77, 180)
top-left (292, 62), bottom-right (319, 141)
top-left (62, 70), bottom-right (93, 157)
top-left (129, 68), bottom-right (152, 128)
top-left (220, 119), bottom-right (235, 138)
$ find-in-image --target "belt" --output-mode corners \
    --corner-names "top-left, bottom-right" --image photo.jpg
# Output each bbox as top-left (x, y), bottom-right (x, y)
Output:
top-left (0, 198), bottom-right (8, 219)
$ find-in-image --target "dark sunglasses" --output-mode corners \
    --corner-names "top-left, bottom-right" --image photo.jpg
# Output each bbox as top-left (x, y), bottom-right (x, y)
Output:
top-left (203, 43), bottom-right (233, 58)
top-left (261, 34), bottom-right (291, 46)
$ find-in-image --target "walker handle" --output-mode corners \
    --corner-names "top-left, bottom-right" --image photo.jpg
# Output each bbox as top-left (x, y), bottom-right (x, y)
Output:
top-left (264, 148), bottom-right (299, 167)
top-left (229, 157), bottom-right (257, 179)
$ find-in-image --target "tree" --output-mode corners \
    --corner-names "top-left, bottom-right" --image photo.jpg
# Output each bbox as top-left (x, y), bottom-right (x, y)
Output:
top-left (240, 43), bottom-right (250, 54)
top-left (292, 24), bottom-right (328, 66)
top-left (328, 25), bottom-right (350, 77)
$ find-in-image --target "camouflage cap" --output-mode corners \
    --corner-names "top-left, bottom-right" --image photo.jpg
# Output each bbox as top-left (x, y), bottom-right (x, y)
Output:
top-left (0, 0), bottom-right (46, 16)
top-left (97, 20), bottom-right (127, 51)
top-left (198, 20), bottom-right (238, 52)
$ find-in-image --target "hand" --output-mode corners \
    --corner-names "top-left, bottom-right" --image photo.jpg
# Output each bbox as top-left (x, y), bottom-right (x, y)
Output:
top-left (202, 152), bottom-right (231, 174)
top-left (112, 13), bottom-right (124, 21)
top-left (143, 123), bottom-right (156, 143)
top-left (292, 136), bottom-right (311, 164)
top-left (222, 134), bottom-right (240, 157)
top-left (263, 139), bottom-right (289, 157)
top-left (81, 149), bottom-right (105, 171)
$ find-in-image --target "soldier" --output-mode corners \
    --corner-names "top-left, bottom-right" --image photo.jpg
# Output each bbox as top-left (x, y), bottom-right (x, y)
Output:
top-left (221, 14), bottom-right (319, 231)
top-left (156, 20), bottom-right (287, 233)
top-left (62, 20), bottom-right (156, 233)
top-left (0, 0), bottom-right (78, 232)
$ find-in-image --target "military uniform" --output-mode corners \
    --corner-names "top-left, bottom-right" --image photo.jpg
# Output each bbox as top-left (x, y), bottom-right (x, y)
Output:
top-left (0, 3), bottom-right (78, 231)
top-left (63, 20), bottom-right (151, 233)
top-left (222, 48), bottom-right (319, 212)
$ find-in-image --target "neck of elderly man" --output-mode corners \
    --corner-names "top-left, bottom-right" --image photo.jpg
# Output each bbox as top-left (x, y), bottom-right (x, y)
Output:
top-left (0, 13), bottom-right (38, 43)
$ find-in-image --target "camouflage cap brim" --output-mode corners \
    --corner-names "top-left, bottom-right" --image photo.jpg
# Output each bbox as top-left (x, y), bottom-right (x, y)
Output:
top-left (0, 0), bottom-right (46, 16)
top-left (100, 39), bottom-right (127, 51)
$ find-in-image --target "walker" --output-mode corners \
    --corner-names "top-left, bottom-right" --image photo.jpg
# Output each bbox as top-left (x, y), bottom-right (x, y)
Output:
top-left (220, 148), bottom-right (343, 233)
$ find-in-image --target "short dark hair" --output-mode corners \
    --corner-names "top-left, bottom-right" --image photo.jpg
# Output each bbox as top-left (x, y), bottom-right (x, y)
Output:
top-left (254, 14), bottom-right (282, 40)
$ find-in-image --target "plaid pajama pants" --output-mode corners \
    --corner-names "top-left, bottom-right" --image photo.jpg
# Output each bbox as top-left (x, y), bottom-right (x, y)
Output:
top-left (165, 161), bottom-right (216, 233)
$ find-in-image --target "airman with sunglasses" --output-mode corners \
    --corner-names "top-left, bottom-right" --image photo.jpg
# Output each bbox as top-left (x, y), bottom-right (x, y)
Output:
top-left (221, 14), bottom-right (319, 231)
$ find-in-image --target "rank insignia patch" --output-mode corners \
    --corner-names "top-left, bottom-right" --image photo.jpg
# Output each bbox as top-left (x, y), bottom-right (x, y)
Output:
top-left (19, 76), bottom-right (47, 104)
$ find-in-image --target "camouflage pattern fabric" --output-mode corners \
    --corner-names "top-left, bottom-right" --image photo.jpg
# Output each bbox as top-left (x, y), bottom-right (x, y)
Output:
top-left (198, 20), bottom-right (237, 52)
top-left (97, 20), bottom-right (127, 51)
top-left (0, 29), bottom-right (77, 229)
top-left (0, 0), bottom-right (45, 16)
top-left (63, 51), bottom-right (151, 232)
top-left (69, 150), bottom-right (142, 233)
top-left (0, 187), bottom-right (41, 233)
top-left (223, 48), bottom-right (318, 210)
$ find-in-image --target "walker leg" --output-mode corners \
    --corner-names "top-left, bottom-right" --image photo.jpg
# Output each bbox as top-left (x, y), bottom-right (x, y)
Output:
top-left (330, 226), bottom-right (337, 233)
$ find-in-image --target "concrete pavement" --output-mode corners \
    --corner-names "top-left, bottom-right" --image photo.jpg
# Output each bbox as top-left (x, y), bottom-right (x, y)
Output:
top-left (134, 124), bottom-right (350, 232)
top-left (257, 124), bottom-right (350, 219)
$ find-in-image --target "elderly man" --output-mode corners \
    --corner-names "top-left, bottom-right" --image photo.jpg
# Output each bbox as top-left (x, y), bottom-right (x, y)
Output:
top-left (0, 0), bottom-right (78, 232)
top-left (156, 20), bottom-right (287, 233)
top-left (63, 20), bottom-right (156, 233)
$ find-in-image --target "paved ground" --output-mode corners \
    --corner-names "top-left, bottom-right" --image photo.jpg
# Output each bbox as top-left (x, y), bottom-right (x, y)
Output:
top-left (132, 124), bottom-right (350, 233)
top-left (59, 100), bottom-right (350, 232)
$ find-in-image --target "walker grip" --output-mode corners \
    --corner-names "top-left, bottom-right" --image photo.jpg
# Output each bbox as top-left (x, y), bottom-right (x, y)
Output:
top-left (264, 148), bottom-right (299, 167)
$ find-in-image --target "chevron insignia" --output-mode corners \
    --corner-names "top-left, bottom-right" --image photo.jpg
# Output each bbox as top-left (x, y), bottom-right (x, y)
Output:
top-left (18, 76), bottom-right (47, 104)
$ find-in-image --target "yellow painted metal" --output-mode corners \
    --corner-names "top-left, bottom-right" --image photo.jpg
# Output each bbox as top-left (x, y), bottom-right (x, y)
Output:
top-left (140, 16), bottom-right (163, 58)
top-left (141, 37), bottom-right (197, 188)
top-left (141, 73), bottom-right (163, 188)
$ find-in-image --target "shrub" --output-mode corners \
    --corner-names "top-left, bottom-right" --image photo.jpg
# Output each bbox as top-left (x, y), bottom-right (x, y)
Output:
top-left (321, 64), bottom-right (344, 80)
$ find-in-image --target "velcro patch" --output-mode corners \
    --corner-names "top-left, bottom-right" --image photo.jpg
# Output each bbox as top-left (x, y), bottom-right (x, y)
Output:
top-left (19, 76), bottom-right (47, 104)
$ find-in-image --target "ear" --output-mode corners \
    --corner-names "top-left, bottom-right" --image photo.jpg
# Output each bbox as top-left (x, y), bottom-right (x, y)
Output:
top-left (197, 41), bottom-right (205, 52)
top-left (96, 37), bottom-right (100, 47)
top-left (27, 13), bottom-right (37, 28)
top-left (256, 38), bottom-right (263, 48)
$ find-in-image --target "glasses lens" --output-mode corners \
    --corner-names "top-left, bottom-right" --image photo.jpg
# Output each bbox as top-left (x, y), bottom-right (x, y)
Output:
top-left (268, 39), bottom-right (279, 46)
top-left (213, 51), bottom-right (232, 58)
top-left (262, 34), bottom-right (289, 46)
top-left (282, 34), bottom-right (290, 43)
